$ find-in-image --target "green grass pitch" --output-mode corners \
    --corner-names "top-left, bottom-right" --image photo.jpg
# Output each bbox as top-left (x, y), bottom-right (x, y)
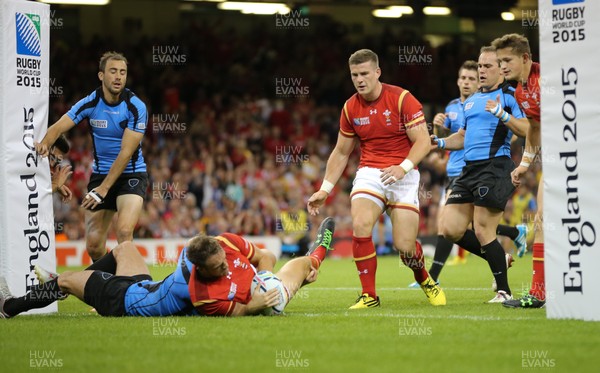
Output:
top-left (1, 254), bottom-right (599, 372)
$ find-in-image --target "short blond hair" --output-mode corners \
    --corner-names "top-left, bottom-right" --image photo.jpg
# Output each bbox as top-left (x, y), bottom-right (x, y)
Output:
top-left (349, 49), bottom-right (379, 67)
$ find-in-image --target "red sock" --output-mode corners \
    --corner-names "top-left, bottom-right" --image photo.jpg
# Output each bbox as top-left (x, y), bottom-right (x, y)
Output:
top-left (353, 236), bottom-right (377, 298)
top-left (400, 241), bottom-right (429, 284)
top-left (458, 247), bottom-right (466, 259)
top-left (309, 247), bottom-right (326, 270)
top-left (529, 243), bottom-right (545, 300)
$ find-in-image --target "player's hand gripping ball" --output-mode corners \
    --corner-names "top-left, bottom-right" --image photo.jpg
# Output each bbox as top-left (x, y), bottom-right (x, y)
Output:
top-left (251, 271), bottom-right (290, 315)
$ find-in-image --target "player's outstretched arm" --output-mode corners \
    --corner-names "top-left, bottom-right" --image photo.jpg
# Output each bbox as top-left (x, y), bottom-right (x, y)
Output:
top-left (230, 288), bottom-right (279, 316)
top-left (307, 133), bottom-right (357, 216)
top-left (35, 115), bottom-right (75, 157)
top-left (431, 128), bottom-right (465, 152)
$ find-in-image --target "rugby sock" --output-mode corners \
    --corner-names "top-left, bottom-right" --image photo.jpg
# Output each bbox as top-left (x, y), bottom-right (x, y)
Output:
top-left (352, 236), bottom-right (377, 298)
top-left (85, 250), bottom-right (116, 273)
top-left (496, 224), bottom-right (519, 240)
top-left (428, 235), bottom-right (454, 282)
top-left (455, 230), bottom-right (485, 259)
top-left (529, 243), bottom-right (545, 300)
top-left (401, 241), bottom-right (429, 284)
top-left (308, 247), bottom-right (327, 270)
top-left (3, 279), bottom-right (61, 317)
top-left (482, 240), bottom-right (511, 295)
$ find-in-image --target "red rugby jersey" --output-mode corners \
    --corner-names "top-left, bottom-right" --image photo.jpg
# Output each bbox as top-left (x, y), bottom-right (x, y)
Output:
top-left (339, 83), bottom-right (426, 169)
top-left (189, 233), bottom-right (257, 316)
top-left (515, 62), bottom-right (541, 123)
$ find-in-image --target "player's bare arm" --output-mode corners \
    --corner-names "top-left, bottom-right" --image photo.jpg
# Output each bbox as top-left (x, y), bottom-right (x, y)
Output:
top-left (249, 246), bottom-right (277, 273)
top-left (34, 115), bottom-right (75, 157)
top-left (230, 288), bottom-right (280, 316)
top-left (431, 128), bottom-right (465, 152)
top-left (381, 122), bottom-right (430, 186)
top-left (512, 117), bottom-right (541, 187)
top-left (82, 128), bottom-right (144, 210)
top-left (307, 133), bottom-right (357, 216)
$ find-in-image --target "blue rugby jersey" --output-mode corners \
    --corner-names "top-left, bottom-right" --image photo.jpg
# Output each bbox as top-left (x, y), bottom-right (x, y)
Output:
top-left (67, 87), bottom-right (147, 174)
top-left (124, 248), bottom-right (198, 316)
top-left (460, 82), bottom-right (525, 162)
top-left (442, 98), bottom-right (466, 177)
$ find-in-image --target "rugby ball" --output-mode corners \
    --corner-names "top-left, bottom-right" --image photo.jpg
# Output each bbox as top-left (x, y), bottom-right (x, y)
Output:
top-left (250, 270), bottom-right (289, 315)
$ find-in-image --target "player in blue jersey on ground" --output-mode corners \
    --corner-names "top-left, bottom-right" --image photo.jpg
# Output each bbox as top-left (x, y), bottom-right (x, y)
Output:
top-left (410, 60), bottom-right (528, 288)
top-left (0, 218), bottom-right (335, 318)
top-left (431, 46), bottom-right (529, 303)
top-left (35, 51), bottom-right (148, 261)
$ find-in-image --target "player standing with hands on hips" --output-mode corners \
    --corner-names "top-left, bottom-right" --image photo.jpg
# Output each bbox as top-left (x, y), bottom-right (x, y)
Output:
top-left (307, 49), bottom-right (446, 308)
top-left (35, 51), bottom-right (148, 262)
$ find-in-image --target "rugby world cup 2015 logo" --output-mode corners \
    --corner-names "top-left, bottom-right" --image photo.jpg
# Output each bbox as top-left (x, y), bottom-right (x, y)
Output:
top-left (16, 13), bottom-right (41, 57)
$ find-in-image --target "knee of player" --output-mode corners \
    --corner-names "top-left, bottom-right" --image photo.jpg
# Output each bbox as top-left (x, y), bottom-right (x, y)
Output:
top-left (57, 271), bottom-right (75, 290)
top-left (351, 219), bottom-right (375, 236)
top-left (440, 225), bottom-right (462, 242)
top-left (392, 238), bottom-right (413, 253)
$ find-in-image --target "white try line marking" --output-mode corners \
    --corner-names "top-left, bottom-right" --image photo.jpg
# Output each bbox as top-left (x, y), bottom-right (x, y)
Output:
top-left (308, 287), bottom-right (490, 291)
top-left (300, 312), bottom-right (539, 321)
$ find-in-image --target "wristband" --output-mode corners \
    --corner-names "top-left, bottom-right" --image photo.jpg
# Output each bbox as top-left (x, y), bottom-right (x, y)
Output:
top-left (500, 111), bottom-right (510, 123)
top-left (437, 138), bottom-right (446, 149)
top-left (399, 159), bottom-right (414, 174)
top-left (523, 151), bottom-right (536, 160)
top-left (491, 103), bottom-right (502, 117)
top-left (319, 180), bottom-right (334, 194)
top-left (519, 161), bottom-right (531, 169)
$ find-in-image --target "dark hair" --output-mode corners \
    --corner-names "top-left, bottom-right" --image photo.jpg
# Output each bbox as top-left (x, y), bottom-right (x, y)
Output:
top-left (459, 60), bottom-right (478, 74)
top-left (491, 34), bottom-right (531, 56)
top-left (348, 49), bottom-right (379, 67)
top-left (99, 51), bottom-right (128, 73)
top-left (53, 134), bottom-right (70, 154)
top-left (186, 235), bottom-right (223, 268)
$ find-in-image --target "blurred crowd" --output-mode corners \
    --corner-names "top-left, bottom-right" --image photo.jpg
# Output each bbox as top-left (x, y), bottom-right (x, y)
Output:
top-left (49, 17), bottom-right (540, 254)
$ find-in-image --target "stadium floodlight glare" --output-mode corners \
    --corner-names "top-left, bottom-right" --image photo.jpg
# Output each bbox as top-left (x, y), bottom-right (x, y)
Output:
top-left (38, 0), bottom-right (110, 4)
top-left (372, 8), bottom-right (403, 18)
top-left (501, 12), bottom-right (515, 21)
top-left (218, 2), bottom-right (290, 15)
top-left (423, 6), bottom-right (451, 16)
top-left (387, 6), bottom-right (414, 15)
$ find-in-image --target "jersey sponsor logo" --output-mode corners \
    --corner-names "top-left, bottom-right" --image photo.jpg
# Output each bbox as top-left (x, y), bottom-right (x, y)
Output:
top-left (353, 117), bottom-right (370, 126)
top-left (128, 179), bottom-right (140, 188)
top-left (412, 110), bottom-right (423, 120)
top-left (227, 282), bottom-right (237, 301)
top-left (521, 101), bottom-right (531, 109)
top-left (448, 193), bottom-right (462, 199)
top-left (464, 102), bottom-right (475, 111)
top-left (90, 119), bottom-right (108, 129)
top-left (448, 111), bottom-right (458, 120)
top-left (103, 109), bottom-right (119, 115)
top-left (137, 122), bottom-right (146, 130)
top-left (478, 187), bottom-right (489, 197)
top-left (369, 109), bottom-right (377, 115)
